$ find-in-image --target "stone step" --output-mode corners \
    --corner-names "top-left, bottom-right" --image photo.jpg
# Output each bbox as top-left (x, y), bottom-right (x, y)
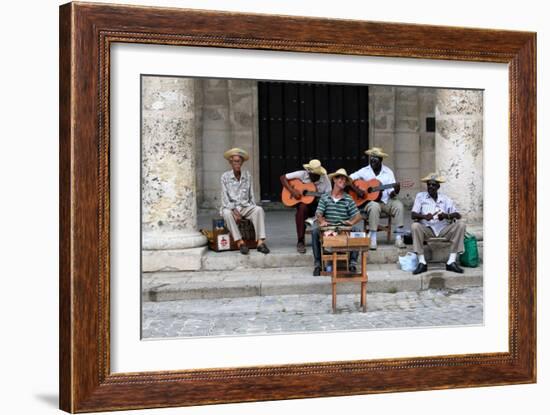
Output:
top-left (143, 264), bottom-right (483, 302)
top-left (200, 242), bottom-right (483, 271)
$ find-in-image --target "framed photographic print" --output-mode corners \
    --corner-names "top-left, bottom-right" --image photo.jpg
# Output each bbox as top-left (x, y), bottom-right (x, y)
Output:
top-left (59, 2), bottom-right (536, 412)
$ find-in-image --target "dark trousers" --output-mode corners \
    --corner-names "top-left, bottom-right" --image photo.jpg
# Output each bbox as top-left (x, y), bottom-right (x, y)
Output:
top-left (295, 201), bottom-right (318, 243)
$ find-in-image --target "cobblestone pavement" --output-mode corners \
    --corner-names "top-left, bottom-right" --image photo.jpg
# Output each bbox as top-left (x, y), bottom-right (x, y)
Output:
top-left (142, 286), bottom-right (483, 338)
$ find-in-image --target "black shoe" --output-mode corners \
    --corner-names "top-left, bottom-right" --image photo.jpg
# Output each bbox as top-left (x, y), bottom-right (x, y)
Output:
top-left (412, 263), bottom-right (428, 275)
top-left (446, 262), bottom-right (464, 273)
top-left (239, 244), bottom-right (249, 255)
top-left (349, 265), bottom-right (357, 274)
top-left (313, 266), bottom-right (321, 276)
top-left (297, 241), bottom-right (306, 254)
top-left (257, 243), bottom-right (270, 254)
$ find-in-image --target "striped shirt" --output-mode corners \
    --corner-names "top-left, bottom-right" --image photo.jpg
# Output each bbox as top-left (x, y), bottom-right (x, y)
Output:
top-left (316, 193), bottom-right (359, 225)
top-left (412, 191), bottom-right (458, 236)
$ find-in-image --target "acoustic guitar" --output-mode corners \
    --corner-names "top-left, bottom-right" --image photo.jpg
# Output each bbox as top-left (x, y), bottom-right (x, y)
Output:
top-left (281, 179), bottom-right (325, 207)
top-left (348, 178), bottom-right (414, 206)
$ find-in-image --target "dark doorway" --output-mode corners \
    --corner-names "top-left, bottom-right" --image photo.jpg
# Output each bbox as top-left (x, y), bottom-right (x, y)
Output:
top-left (258, 81), bottom-right (369, 201)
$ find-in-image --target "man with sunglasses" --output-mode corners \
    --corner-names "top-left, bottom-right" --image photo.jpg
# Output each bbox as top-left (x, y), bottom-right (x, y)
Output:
top-left (410, 173), bottom-right (466, 275)
top-left (349, 147), bottom-right (405, 250)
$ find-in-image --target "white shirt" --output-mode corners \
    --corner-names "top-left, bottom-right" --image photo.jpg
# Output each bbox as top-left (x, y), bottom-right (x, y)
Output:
top-left (285, 170), bottom-right (332, 194)
top-left (349, 164), bottom-right (396, 204)
top-left (412, 191), bottom-right (458, 236)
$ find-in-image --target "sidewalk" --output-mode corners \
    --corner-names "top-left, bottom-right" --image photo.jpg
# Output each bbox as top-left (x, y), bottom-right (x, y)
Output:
top-left (142, 286), bottom-right (483, 338)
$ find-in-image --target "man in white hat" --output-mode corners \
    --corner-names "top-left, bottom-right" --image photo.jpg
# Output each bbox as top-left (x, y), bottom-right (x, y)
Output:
top-left (410, 173), bottom-right (466, 274)
top-left (220, 148), bottom-right (270, 255)
top-left (349, 147), bottom-right (405, 250)
top-left (311, 169), bottom-right (362, 276)
top-left (280, 159), bottom-right (332, 253)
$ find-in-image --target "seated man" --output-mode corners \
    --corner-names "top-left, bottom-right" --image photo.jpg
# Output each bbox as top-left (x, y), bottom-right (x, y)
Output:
top-left (280, 159), bottom-right (332, 253)
top-left (349, 146), bottom-right (405, 250)
top-left (312, 169), bottom-right (363, 276)
top-left (220, 147), bottom-right (270, 255)
top-left (410, 172), bottom-right (466, 274)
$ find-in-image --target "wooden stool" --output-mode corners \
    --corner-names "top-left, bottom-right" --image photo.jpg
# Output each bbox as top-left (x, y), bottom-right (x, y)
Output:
top-left (321, 234), bottom-right (370, 313)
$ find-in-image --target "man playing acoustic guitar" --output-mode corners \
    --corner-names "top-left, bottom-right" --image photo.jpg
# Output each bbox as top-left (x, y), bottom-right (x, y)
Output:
top-left (349, 147), bottom-right (406, 250)
top-left (280, 159), bottom-right (332, 253)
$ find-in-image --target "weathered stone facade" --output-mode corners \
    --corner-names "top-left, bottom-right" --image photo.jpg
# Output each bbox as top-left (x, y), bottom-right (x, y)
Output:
top-left (435, 89), bottom-right (483, 223)
top-left (195, 79), bottom-right (259, 209)
top-left (141, 78), bottom-right (483, 271)
top-left (369, 86), bottom-right (436, 207)
top-left (192, 82), bottom-right (441, 210)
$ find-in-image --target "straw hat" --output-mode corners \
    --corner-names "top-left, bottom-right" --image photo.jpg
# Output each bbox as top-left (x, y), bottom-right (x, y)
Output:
top-left (223, 147), bottom-right (249, 161)
top-left (421, 172), bottom-right (446, 183)
top-left (303, 159), bottom-right (327, 175)
top-left (328, 168), bottom-right (352, 183)
top-left (365, 146), bottom-right (389, 158)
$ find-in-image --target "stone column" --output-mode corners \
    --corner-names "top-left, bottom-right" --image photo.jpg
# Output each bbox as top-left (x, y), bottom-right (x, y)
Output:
top-left (141, 76), bottom-right (207, 271)
top-left (435, 89), bottom-right (483, 223)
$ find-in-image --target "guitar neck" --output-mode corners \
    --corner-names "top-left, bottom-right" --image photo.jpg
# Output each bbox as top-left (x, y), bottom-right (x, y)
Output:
top-left (369, 182), bottom-right (398, 192)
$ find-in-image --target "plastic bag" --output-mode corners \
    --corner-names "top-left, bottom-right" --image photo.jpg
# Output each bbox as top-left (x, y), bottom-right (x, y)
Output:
top-left (460, 232), bottom-right (479, 267)
top-left (398, 252), bottom-right (418, 272)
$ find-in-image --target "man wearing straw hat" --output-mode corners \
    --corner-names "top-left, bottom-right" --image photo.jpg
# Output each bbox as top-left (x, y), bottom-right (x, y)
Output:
top-left (280, 159), bottom-right (332, 253)
top-left (349, 147), bottom-right (405, 250)
top-left (410, 173), bottom-right (466, 274)
top-left (220, 147), bottom-right (270, 255)
top-left (311, 169), bottom-right (362, 276)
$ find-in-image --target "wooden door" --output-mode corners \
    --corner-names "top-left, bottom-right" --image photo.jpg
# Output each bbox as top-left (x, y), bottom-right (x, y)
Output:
top-left (258, 81), bottom-right (369, 201)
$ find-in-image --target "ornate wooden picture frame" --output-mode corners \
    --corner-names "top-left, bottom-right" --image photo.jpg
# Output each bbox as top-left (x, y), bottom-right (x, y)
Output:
top-left (59, 2), bottom-right (536, 412)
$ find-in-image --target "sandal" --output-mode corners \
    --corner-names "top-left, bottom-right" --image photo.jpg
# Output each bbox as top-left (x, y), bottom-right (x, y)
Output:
top-left (239, 244), bottom-right (249, 255)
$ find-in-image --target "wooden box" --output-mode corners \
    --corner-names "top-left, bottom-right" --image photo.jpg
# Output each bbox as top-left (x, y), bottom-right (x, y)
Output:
top-left (323, 235), bottom-right (370, 248)
top-left (209, 218), bottom-right (258, 252)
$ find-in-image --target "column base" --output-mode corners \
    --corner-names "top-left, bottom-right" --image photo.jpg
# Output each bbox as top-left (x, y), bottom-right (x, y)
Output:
top-left (142, 230), bottom-right (208, 272)
top-left (142, 246), bottom-right (208, 272)
top-left (143, 230), bottom-right (207, 250)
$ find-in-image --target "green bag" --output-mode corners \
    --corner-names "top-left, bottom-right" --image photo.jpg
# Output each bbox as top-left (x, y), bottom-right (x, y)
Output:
top-left (460, 232), bottom-right (479, 267)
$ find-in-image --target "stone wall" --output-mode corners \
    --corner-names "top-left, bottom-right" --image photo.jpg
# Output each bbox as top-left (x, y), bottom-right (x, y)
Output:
top-left (370, 86), bottom-right (436, 207)
top-left (195, 79), bottom-right (259, 209)
top-left (194, 81), bottom-right (439, 211)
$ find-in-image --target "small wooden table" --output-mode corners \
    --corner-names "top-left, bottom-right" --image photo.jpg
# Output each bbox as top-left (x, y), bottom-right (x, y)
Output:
top-left (321, 235), bottom-right (370, 313)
